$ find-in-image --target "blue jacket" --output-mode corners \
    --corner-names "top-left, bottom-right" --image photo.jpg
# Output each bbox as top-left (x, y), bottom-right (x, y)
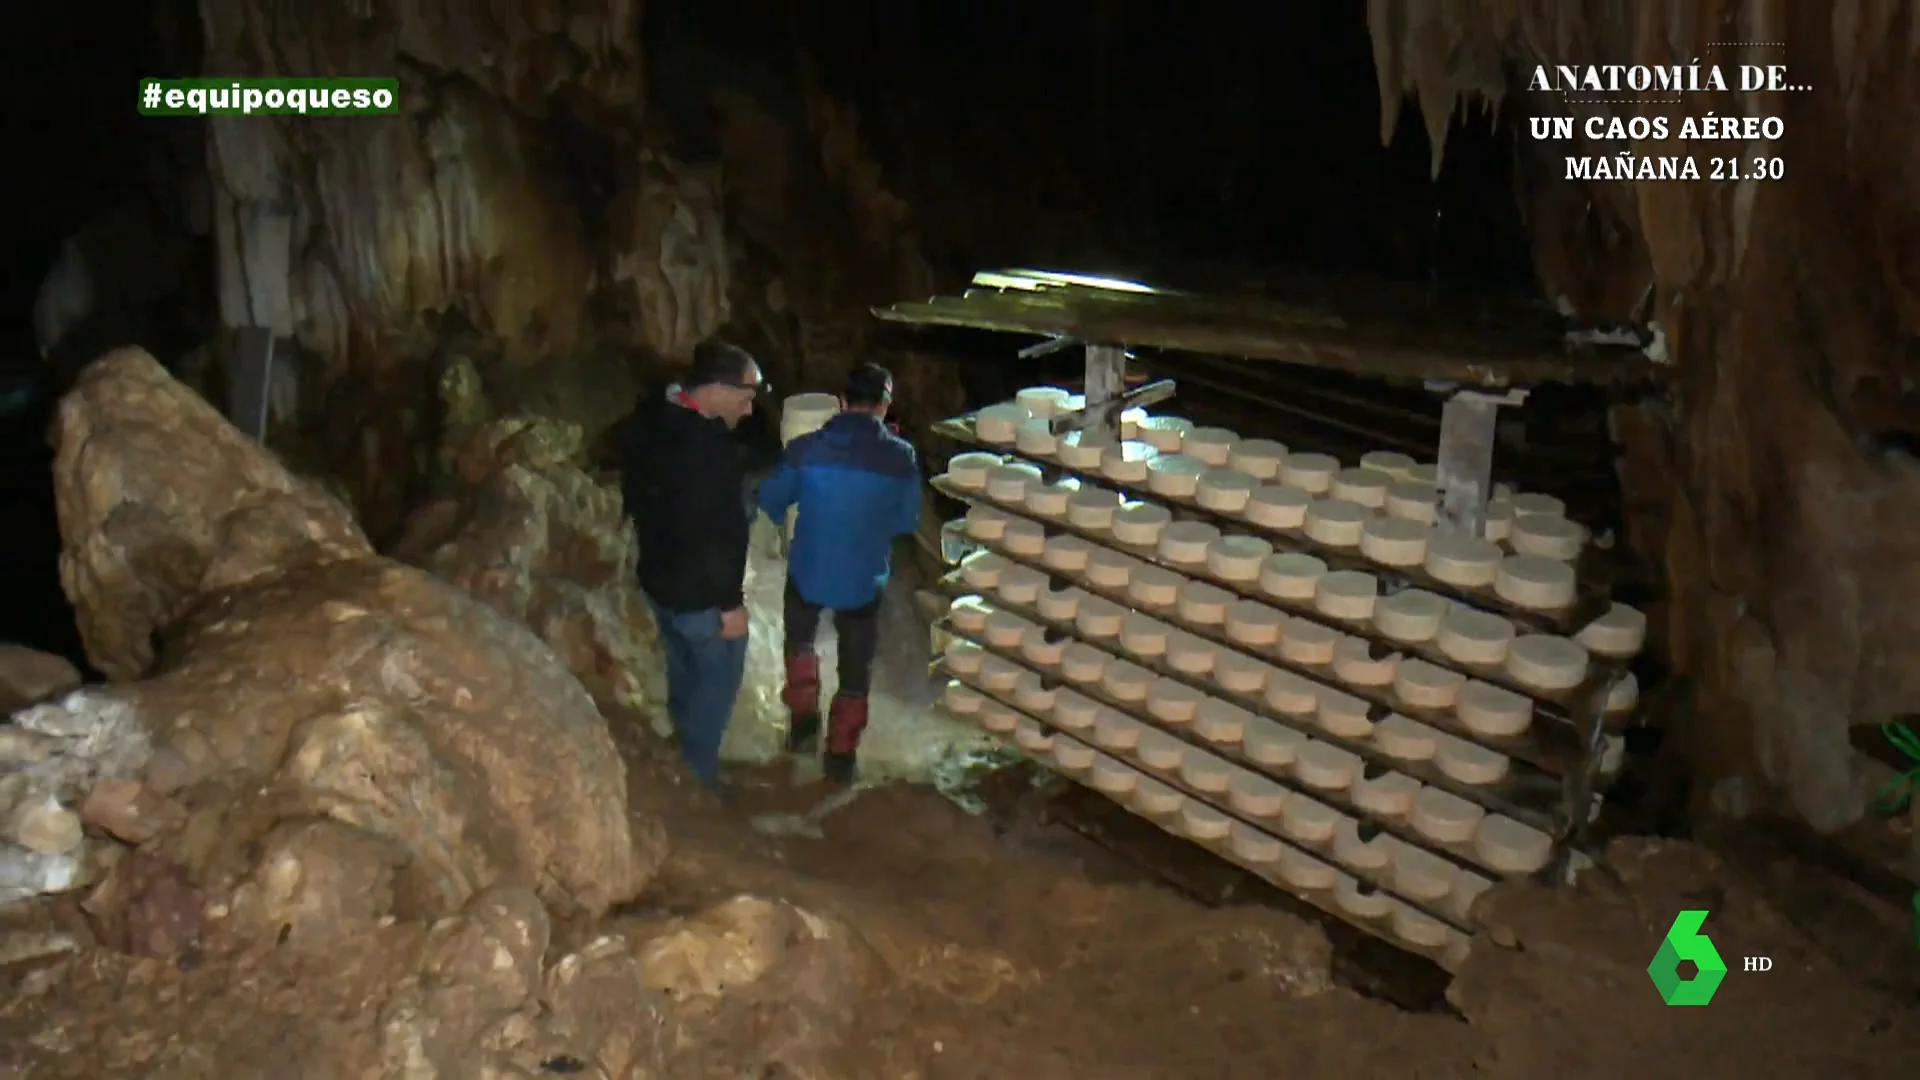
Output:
top-left (758, 412), bottom-right (921, 610)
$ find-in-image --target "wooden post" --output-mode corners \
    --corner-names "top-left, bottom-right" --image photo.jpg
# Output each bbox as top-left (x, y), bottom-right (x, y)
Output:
top-left (1079, 343), bottom-right (1128, 448)
top-left (1433, 386), bottom-right (1527, 537)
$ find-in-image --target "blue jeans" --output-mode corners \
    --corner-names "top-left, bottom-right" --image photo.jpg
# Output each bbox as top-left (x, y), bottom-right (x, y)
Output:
top-left (646, 598), bottom-right (748, 788)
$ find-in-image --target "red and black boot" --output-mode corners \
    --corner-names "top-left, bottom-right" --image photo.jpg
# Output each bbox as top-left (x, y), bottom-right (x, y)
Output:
top-left (823, 693), bottom-right (869, 785)
top-left (781, 652), bottom-right (822, 754)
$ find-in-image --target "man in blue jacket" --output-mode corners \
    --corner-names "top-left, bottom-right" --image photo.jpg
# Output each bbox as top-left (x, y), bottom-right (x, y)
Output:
top-left (757, 363), bottom-right (921, 784)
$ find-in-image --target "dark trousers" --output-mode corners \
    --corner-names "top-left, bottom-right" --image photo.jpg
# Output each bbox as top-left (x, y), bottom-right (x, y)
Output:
top-left (645, 595), bottom-right (746, 789)
top-left (782, 578), bottom-right (881, 696)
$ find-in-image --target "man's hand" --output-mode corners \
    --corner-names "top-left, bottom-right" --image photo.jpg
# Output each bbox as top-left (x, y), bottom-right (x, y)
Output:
top-left (720, 606), bottom-right (749, 639)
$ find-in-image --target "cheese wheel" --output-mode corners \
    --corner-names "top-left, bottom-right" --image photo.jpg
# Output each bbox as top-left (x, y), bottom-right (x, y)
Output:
top-left (1277, 847), bottom-right (1338, 889)
top-left (1101, 441), bottom-right (1160, 484)
top-left (1373, 714), bottom-right (1439, 760)
top-left (1332, 637), bottom-right (1400, 687)
top-left (1146, 453), bottom-right (1207, 498)
top-left (964, 504), bottom-right (1009, 541)
top-left (1193, 699), bottom-right (1251, 745)
top-left (1454, 680), bottom-right (1533, 738)
top-left (1090, 753), bottom-right (1140, 794)
top-left (1360, 450), bottom-right (1418, 481)
top-left (1447, 872), bottom-right (1496, 924)
top-left (1424, 534), bottom-right (1502, 586)
top-left (1167, 633), bottom-right (1216, 675)
top-left (1403, 463), bottom-right (1438, 486)
top-left (1388, 842), bottom-right (1458, 900)
top-left (1024, 480), bottom-right (1074, 517)
top-left (1111, 502), bottom-right (1173, 546)
top-left (1225, 600), bottom-right (1287, 647)
top-left (1001, 518), bottom-right (1045, 557)
top-left (942, 681), bottom-right (984, 715)
top-left (1177, 581), bottom-right (1234, 626)
top-left (1473, 815), bottom-right (1554, 873)
top-left (1436, 608), bottom-right (1516, 666)
top-left (1329, 467), bottom-right (1392, 508)
top-left (1244, 484), bottom-right (1313, 529)
top-left (1066, 485), bottom-right (1123, 530)
top-left (1334, 818), bottom-right (1395, 870)
top-left (1260, 552), bottom-right (1327, 600)
top-left (1013, 718), bottom-right (1054, 752)
top-left (1085, 549), bottom-right (1136, 589)
top-left (1015, 386), bottom-right (1072, 417)
top-left (1128, 565), bottom-right (1184, 609)
top-left (1135, 729), bottom-right (1187, 771)
top-left (1060, 642), bottom-right (1108, 683)
top-left (1605, 672), bottom-right (1640, 714)
top-left (1229, 769), bottom-right (1290, 817)
top-left (985, 463), bottom-right (1042, 503)
top-left (1434, 735), bottom-right (1511, 786)
top-left (1050, 739), bottom-right (1095, 772)
top-left (1101, 661), bottom-right (1154, 702)
top-left (1021, 628), bottom-right (1070, 667)
top-left (1510, 492), bottom-right (1565, 519)
top-left (1205, 535), bottom-right (1272, 583)
top-left (1119, 613), bottom-right (1171, 657)
top-left (1384, 481), bottom-right (1441, 524)
top-left (1227, 438), bottom-right (1288, 479)
top-left (1510, 514), bottom-right (1584, 560)
top-left (1158, 520), bottom-right (1220, 564)
top-left (1482, 498), bottom-right (1514, 542)
top-left (1373, 589), bottom-right (1447, 642)
top-left (1313, 570), bottom-right (1379, 621)
top-left (1132, 778), bottom-right (1185, 817)
top-left (1179, 749), bottom-right (1234, 791)
top-left (1051, 691), bottom-right (1100, 731)
top-left (1036, 582), bottom-right (1082, 621)
top-left (1073, 596), bottom-right (1124, 639)
top-left (949, 594), bottom-right (994, 634)
top-left (1196, 468), bottom-right (1258, 513)
top-left (1182, 426), bottom-right (1239, 466)
top-left (1146, 677), bottom-right (1204, 723)
top-left (1055, 430), bottom-right (1105, 469)
top-left (977, 656), bottom-right (1021, 692)
top-left (1335, 876), bottom-right (1394, 920)
top-left (1243, 718), bottom-right (1307, 767)
top-left (1231, 824), bottom-right (1284, 864)
top-left (1279, 620), bottom-right (1340, 666)
top-left (1014, 418), bottom-right (1058, 457)
top-left (1178, 801), bottom-right (1233, 841)
top-left (947, 451), bottom-right (1004, 489)
top-left (1295, 740), bottom-right (1362, 790)
top-left (1280, 791), bottom-right (1341, 842)
top-left (1576, 603), bottom-right (1647, 658)
top-left (984, 611), bottom-right (1034, 649)
top-left (1092, 710), bottom-right (1142, 752)
top-left (1505, 634), bottom-right (1590, 691)
top-left (975, 402), bottom-right (1031, 443)
top-left (1212, 652), bottom-right (1269, 695)
top-left (1393, 659), bottom-right (1465, 710)
top-left (978, 702), bottom-right (1019, 733)
top-left (1390, 902), bottom-right (1451, 948)
top-left (1495, 554), bottom-right (1577, 610)
top-left (1135, 415), bottom-right (1193, 453)
top-left (1304, 498), bottom-right (1369, 547)
top-left (944, 638), bottom-right (985, 675)
top-left (1280, 452), bottom-right (1340, 493)
top-left (1262, 669), bottom-right (1320, 717)
top-left (1314, 688), bottom-right (1375, 738)
top-left (1041, 534), bottom-right (1094, 573)
top-left (1359, 517), bottom-right (1432, 568)
top-left (995, 565), bottom-right (1046, 605)
top-left (1409, 787), bottom-right (1485, 843)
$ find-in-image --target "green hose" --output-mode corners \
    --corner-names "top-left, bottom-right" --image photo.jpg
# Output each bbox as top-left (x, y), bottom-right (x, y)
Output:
top-left (1870, 722), bottom-right (1920, 950)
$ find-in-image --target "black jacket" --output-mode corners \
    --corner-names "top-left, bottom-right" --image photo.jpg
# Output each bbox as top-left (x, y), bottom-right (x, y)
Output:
top-left (619, 387), bottom-right (750, 613)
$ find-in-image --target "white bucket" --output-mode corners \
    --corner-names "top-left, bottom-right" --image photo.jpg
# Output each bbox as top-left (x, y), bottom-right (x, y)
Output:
top-left (781, 392), bottom-right (841, 446)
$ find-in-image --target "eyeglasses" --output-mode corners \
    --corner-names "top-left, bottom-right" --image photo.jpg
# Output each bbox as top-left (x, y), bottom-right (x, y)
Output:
top-left (731, 379), bottom-right (769, 397)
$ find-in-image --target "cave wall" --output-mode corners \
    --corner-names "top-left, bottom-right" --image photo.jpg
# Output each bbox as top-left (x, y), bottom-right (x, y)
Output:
top-left (1369, 0), bottom-right (1920, 830)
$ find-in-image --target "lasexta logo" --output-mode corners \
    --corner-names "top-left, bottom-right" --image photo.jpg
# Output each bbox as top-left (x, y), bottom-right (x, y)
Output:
top-left (1647, 909), bottom-right (1728, 1006)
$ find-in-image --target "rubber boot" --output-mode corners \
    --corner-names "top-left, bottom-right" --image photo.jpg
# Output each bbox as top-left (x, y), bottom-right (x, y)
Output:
top-left (781, 651), bottom-right (822, 754)
top-left (824, 693), bottom-right (869, 785)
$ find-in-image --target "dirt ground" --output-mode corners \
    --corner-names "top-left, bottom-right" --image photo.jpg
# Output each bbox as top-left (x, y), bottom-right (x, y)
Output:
top-left (3, 726), bottom-right (1918, 1079)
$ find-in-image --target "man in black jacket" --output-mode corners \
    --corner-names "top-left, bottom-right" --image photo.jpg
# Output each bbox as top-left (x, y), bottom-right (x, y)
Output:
top-left (619, 340), bottom-right (763, 792)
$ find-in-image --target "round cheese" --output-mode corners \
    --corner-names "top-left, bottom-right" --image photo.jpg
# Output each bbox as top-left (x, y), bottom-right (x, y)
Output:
top-left (978, 703), bottom-right (1019, 733)
top-left (1041, 534), bottom-right (1094, 573)
top-left (1505, 634), bottom-right (1590, 691)
top-left (1015, 386), bottom-right (1072, 417)
top-left (1225, 600), bottom-right (1287, 647)
top-left (1120, 613), bottom-right (1171, 657)
top-left (1055, 430), bottom-right (1105, 469)
top-left (1434, 735), bottom-right (1511, 786)
top-left (1227, 438), bottom-right (1288, 479)
top-left (1447, 872), bottom-right (1496, 923)
top-left (1329, 467), bottom-right (1392, 508)
top-left (949, 594), bottom-right (994, 634)
top-left (1182, 426), bottom-right (1238, 466)
top-left (1112, 502), bottom-right (1174, 546)
top-left (1455, 680), bottom-right (1534, 738)
top-left (1014, 418), bottom-right (1058, 457)
top-left (1260, 552), bottom-right (1327, 600)
top-left (1336, 876), bottom-right (1394, 920)
top-left (1473, 815), bottom-right (1554, 873)
top-left (1510, 492), bottom-right (1565, 519)
top-left (1280, 452), bottom-right (1340, 493)
top-left (1304, 498), bottom-right (1369, 547)
top-left (995, 564), bottom-right (1046, 605)
top-left (1314, 688), bottom-right (1375, 738)
top-left (943, 681), bottom-right (984, 715)
top-left (1576, 602), bottom-right (1648, 658)
top-left (1146, 453), bottom-right (1207, 498)
top-left (947, 451), bottom-right (1004, 489)
top-left (1244, 484), bottom-right (1313, 529)
top-left (976, 656), bottom-right (1021, 692)
top-left (1178, 801), bottom-right (1233, 841)
top-left (1193, 699), bottom-right (1251, 746)
top-left (1388, 842), bottom-right (1458, 901)
top-left (1262, 669), bottom-right (1320, 717)
top-left (1051, 691), bottom-right (1100, 731)
top-left (1424, 534), bottom-right (1502, 586)
top-left (1313, 570), bottom-right (1379, 621)
top-left (1295, 740), bottom-right (1362, 791)
top-left (1229, 770), bottom-right (1289, 817)
top-left (975, 402), bottom-right (1031, 444)
top-left (1605, 671), bottom-right (1640, 714)
top-left (1482, 497), bottom-right (1514, 541)
top-left (1176, 581), bottom-right (1234, 626)
top-left (1101, 661), bottom-right (1154, 702)
top-left (1494, 554), bottom-right (1577, 610)
top-left (943, 638), bottom-right (985, 675)
top-left (1099, 441), bottom-right (1158, 484)
top-left (1230, 823), bottom-right (1284, 864)
top-left (1403, 463), bottom-right (1439, 486)
top-left (1135, 415), bottom-right (1194, 453)
top-left (1074, 597), bottom-right (1126, 639)
top-left (1392, 659), bottom-right (1465, 710)
top-left (1390, 902), bottom-right (1451, 948)
top-left (1013, 718), bottom-right (1054, 752)
top-left (1049, 739), bottom-right (1095, 772)
top-left (1090, 754), bottom-right (1140, 794)
top-left (1020, 628), bottom-right (1070, 667)
top-left (1510, 514), bottom-right (1584, 560)
top-left (1351, 769), bottom-right (1422, 818)
top-left (1280, 791), bottom-right (1341, 842)
top-left (1409, 787), bottom-right (1485, 844)
top-left (1132, 778), bottom-right (1185, 817)
top-left (1066, 485), bottom-right (1123, 530)
top-left (1167, 633), bottom-right (1217, 675)
top-left (1207, 535), bottom-right (1273, 581)
top-left (1277, 847), bottom-right (1338, 890)
top-left (1134, 729), bottom-right (1186, 773)
top-left (1279, 620), bottom-right (1340, 666)
top-left (1360, 450), bottom-right (1418, 481)
top-left (1334, 818), bottom-right (1395, 870)
top-left (983, 611), bottom-right (1033, 649)
top-left (1331, 637), bottom-right (1400, 687)
top-left (985, 463), bottom-right (1042, 503)
top-left (1373, 714), bottom-right (1440, 760)
top-left (1360, 517), bottom-right (1432, 569)
top-left (1384, 481), bottom-right (1441, 524)
top-left (1146, 677), bottom-right (1204, 724)
top-left (1196, 468), bottom-right (1258, 513)
top-left (1085, 549), bottom-right (1136, 589)
top-left (1060, 642), bottom-right (1108, 683)
top-left (1023, 481), bottom-right (1074, 518)
top-left (1373, 589), bottom-right (1448, 642)
top-left (1212, 653), bottom-right (1269, 695)
top-left (1036, 584), bottom-right (1083, 622)
top-left (1243, 718), bottom-right (1307, 766)
top-left (1092, 710), bottom-right (1142, 752)
top-left (1127, 565), bottom-right (1184, 609)
top-left (1158, 520), bottom-right (1220, 564)
top-left (964, 505), bottom-right (1009, 541)
top-left (1436, 608), bottom-right (1516, 666)
top-left (1179, 750), bottom-right (1234, 792)
top-left (1001, 518), bottom-right (1046, 557)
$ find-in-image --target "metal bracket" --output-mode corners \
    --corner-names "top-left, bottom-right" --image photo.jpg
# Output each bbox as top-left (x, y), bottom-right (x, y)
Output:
top-left (1017, 334), bottom-right (1081, 360)
top-left (1427, 382), bottom-right (1528, 538)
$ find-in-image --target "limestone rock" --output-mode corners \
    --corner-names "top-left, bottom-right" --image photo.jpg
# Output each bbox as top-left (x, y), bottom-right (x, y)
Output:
top-left (0, 645), bottom-right (82, 714)
top-left (77, 778), bottom-right (184, 845)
